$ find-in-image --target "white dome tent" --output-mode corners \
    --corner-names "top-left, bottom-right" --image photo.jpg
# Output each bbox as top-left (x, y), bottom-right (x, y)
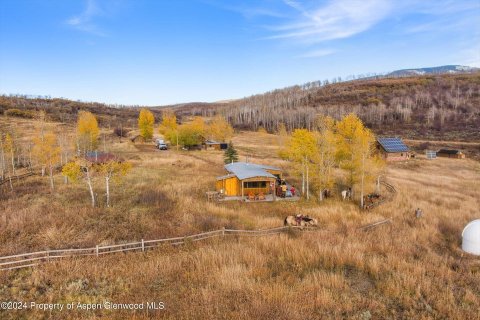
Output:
top-left (462, 220), bottom-right (480, 255)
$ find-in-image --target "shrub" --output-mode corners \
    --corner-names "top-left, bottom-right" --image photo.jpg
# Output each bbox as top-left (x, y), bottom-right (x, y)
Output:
top-left (113, 127), bottom-right (129, 137)
top-left (5, 108), bottom-right (35, 119)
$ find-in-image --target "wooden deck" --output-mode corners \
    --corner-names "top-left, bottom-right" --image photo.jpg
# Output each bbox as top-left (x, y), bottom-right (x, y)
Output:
top-left (218, 194), bottom-right (300, 202)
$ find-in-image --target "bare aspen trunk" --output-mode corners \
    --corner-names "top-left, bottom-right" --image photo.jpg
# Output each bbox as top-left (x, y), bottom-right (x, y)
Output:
top-left (10, 149), bottom-right (15, 176)
top-left (306, 158), bottom-right (309, 200)
top-left (49, 166), bottom-right (54, 190)
top-left (360, 153), bottom-right (365, 209)
top-left (301, 158), bottom-right (305, 196)
top-left (105, 175), bottom-right (110, 207)
top-left (86, 168), bottom-right (95, 207)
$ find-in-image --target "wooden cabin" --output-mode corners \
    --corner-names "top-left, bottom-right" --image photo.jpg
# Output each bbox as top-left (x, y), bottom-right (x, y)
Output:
top-left (437, 149), bottom-right (465, 159)
top-left (204, 140), bottom-right (228, 150)
top-left (215, 162), bottom-right (282, 197)
top-left (376, 137), bottom-right (410, 162)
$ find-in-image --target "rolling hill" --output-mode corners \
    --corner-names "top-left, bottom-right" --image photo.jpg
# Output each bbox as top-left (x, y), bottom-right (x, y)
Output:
top-left (1, 67), bottom-right (479, 142)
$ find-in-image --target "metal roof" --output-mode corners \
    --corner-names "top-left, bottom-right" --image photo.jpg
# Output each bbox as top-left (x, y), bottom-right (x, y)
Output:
top-left (205, 140), bottom-right (221, 144)
top-left (223, 162), bottom-right (280, 180)
top-left (377, 137), bottom-right (409, 153)
top-left (438, 149), bottom-right (461, 154)
top-left (216, 173), bottom-right (236, 181)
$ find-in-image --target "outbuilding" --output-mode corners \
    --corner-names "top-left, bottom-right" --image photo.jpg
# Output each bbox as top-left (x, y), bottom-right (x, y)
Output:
top-left (462, 220), bottom-right (480, 255)
top-left (215, 162), bottom-right (282, 197)
top-left (204, 140), bottom-right (228, 150)
top-left (376, 137), bottom-right (410, 161)
top-left (437, 149), bottom-right (465, 159)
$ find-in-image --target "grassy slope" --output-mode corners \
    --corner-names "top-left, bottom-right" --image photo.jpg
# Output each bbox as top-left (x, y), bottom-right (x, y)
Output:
top-left (0, 118), bottom-right (479, 319)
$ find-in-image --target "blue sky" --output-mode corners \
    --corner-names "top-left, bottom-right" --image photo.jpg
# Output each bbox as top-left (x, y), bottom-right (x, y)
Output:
top-left (1, 0), bottom-right (479, 105)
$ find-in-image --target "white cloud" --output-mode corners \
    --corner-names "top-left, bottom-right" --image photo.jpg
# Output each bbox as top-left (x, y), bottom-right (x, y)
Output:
top-left (298, 48), bottom-right (336, 58)
top-left (269, 0), bottom-right (393, 44)
top-left (66, 0), bottom-right (106, 36)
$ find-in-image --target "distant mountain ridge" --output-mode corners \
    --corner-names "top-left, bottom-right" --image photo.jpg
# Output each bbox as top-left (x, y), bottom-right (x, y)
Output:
top-left (386, 65), bottom-right (479, 77)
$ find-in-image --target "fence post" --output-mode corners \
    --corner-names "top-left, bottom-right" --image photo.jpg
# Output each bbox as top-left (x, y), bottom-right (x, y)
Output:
top-left (46, 250), bottom-right (50, 262)
top-left (141, 239), bottom-right (145, 252)
top-left (96, 245), bottom-right (99, 257)
top-left (222, 227), bottom-right (225, 237)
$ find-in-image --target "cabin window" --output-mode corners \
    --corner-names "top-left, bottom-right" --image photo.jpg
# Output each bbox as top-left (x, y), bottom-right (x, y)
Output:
top-left (245, 181), bottom-right (267, 188)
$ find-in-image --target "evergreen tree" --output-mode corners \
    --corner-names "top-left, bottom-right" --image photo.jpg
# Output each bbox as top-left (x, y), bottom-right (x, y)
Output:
top-left (224, 142), bottom-right (238, 164)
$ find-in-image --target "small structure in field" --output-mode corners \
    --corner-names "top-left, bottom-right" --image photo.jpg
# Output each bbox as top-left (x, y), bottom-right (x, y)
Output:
top-left (85, 151), bottom-right (118, 164)
top-left (204, 140), bottom-right (228, 150)
top-left (437, 149), bottom-right (465, 159)
top-left (426, 150), bottom-right (437, 159)
top-left (215, 162), bottom-right (282, 198)
top-left (376, 137), bottom-right (410, 161)
top-left (462, 220), bottom-right (480, 255)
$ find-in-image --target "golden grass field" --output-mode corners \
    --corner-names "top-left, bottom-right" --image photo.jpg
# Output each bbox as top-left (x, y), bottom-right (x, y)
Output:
top-left (0, 117), bottom-right (479, 319)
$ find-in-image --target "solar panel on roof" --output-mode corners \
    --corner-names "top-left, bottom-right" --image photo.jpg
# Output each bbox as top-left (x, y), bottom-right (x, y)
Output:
top-left (377, 138), bottom-right (409, 153)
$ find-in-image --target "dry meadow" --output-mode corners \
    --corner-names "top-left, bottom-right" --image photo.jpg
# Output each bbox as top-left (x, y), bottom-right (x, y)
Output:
top-left (0, 118), bottom-right (479, 319)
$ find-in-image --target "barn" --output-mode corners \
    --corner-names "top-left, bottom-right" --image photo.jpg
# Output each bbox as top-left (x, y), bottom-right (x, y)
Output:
top-left (376, 137), bottom-right (410, 162)
top-left (437, 149), bottom-right (465, 159)
top-left (215, 162), bottom-right (282, 197)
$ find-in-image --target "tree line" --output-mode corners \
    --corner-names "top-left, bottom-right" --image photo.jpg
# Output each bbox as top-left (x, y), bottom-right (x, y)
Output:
top-left (176, 74), bottom-right (480, 140)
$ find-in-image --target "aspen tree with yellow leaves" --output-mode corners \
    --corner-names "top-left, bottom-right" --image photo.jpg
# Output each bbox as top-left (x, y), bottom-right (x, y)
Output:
top-left (77, 111), bottom-right (100, 155)
top-left (178, 116), bottom-right (206, 148)
top-left (284, 129), bottom-right (317, 199)
top-left (33, 132), bottom-right (61, 190)
top-left (159, 109), bottom-right (178, 149)
top-left (313, 116), bottom-right (337, 201)
top-left (336, 113), bottom-right (384, 206)
top-left (207, 115), bottom-right (234, 142)
top-left (138, 108), bottom-right (155, 141)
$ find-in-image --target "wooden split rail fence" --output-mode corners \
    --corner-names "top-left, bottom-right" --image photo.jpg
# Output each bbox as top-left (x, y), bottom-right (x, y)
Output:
top-left (0, 172), bottom-right (37, 187)
top-left (0, 226), bottom-right (313, 271)
top-left (363, 181), bottom-right (397, 210)
top-left (357, 219), bottom-right (392, 231)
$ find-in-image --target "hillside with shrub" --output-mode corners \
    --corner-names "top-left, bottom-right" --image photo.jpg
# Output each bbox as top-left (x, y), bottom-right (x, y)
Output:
top-left (2, 72), bottom-right (480, 141)
top-left (175, 73), bottom-right (480, 141)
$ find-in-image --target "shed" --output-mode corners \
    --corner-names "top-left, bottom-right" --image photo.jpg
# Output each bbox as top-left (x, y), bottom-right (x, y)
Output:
top-left (437, 149), bottom-right (465, 159)
top-left (215, 162), bottom-right (282, 197)
top-left (376, 137), bottom-right (410, 161)
top-left (425, 150), bottom-right (437, 159)
top-left (204, 140), bottom-right (228, 150)
top-left (462, 220), bottom-right (480, 255)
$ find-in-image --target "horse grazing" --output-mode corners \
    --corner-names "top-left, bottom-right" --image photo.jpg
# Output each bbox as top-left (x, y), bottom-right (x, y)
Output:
top-left (341, 189), bottom-right (351, 201)
top-left (284, 215), bottom-right (318, 227)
